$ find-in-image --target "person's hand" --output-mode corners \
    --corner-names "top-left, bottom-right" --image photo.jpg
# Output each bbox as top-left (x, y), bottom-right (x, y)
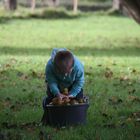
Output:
top-left (57, 93), bottom-right (66, 100)
top-left (63, 95), bottom-right (70, 100)
top-left (68, 94), bottom-right (74, 99)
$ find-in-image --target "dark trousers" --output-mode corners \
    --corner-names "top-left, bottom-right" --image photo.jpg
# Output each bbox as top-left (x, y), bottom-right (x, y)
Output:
top-left (42, 86), bottom-right (83, 110)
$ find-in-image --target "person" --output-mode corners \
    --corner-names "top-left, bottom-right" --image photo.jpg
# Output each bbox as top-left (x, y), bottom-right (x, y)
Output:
top-left (42, 48), bottom-right (84, 110)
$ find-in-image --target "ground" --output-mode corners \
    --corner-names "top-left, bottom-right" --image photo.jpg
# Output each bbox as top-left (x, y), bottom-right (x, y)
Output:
top-left (0, 10), bottom-right (140, 140)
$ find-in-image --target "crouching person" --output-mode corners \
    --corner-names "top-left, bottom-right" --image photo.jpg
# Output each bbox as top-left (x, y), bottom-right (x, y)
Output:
top-left (41, 48), bottom-right (85, 124)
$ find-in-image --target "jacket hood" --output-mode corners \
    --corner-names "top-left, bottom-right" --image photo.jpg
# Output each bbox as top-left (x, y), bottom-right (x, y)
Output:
top-left (51, 48), bottom-right (67, 62)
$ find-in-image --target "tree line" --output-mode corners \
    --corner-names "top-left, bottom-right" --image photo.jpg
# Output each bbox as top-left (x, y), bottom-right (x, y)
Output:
top-left (3, 0), bottom-right (79, 13)
top-left (2, 0), bottom-right (140, 23)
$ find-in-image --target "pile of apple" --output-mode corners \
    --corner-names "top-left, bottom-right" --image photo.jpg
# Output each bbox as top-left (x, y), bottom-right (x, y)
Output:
top-left (49, 88), bottom-right (86, 106)
top-left (49, 97), bottom-right (85, 106)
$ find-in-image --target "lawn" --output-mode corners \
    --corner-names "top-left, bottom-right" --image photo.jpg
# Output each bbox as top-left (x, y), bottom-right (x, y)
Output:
top-left (0, 10), bottom-right (140, 140)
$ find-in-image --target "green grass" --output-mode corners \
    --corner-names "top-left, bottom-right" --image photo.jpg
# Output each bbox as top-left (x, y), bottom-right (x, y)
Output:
top-left (0, 10), bottom-right (140, 140)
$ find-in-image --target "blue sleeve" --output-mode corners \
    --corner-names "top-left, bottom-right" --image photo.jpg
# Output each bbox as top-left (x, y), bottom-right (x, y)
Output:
top-left (45, 61), bottom-right (60, 96)
top-left (69, 67), bottom-right (84, 97)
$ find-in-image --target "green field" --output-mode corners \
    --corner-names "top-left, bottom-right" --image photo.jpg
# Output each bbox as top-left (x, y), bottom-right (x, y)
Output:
top-left (0, 11), bottom-right (140, 140)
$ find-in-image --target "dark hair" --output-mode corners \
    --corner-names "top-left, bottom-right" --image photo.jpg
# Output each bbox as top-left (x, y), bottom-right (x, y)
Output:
top-left (54, 51), bottom-right (74, 74)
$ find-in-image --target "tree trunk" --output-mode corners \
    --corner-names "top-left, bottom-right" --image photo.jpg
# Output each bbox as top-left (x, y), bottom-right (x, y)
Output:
top-left (31, 0), bottom-right (36, 12)
top-left (73, 0), bottom-right (78, 14)
top-left (52, 0), bottom-right (60, 7)
top-left (113, 0), bottom-right (121, 10)
top-left (4, 0), bottom-right (17, 11)
top-left (120, 0), bottom-right (140, 24)
top-left (41, 0), bottom-right (47, 6)
top-left (47, 0), bottom-right (59, 7)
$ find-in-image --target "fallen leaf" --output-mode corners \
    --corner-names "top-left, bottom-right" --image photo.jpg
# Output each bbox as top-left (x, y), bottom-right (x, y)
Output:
top-left (104, 68), bottom-right (113, 79)
top-left (131, 112), bottom-right (140, 118)
top-left (17, 71), bottom-right (28, 80)
top-left (5, 97), bottom-right (11, 101)
top-left (2, 98), bottom-right (11, 108)
top-left (109, 96), bottom-right (123, 105)
top-left (112, 62), bottom-right (117, 66)
top-left (0, 83), bottom-right (5, 88)
top-left (85, 71), bottom-right (92, 76)
top-left (39, 131), bottom-right (44, 140)
top-left (17, 71), bottom-right (24, 77)
top-left (10, 104), bottom-right (21, 112)
top-left (20, 74), bottom-right (28, 80)
top-left (126, 117), bottom-right (132, 122)
top-left (97, 64), bottom-right (102, 67)
top-left (22, 88), bottom-right (26, 92)
top-left (31, 70), bottom-right (38, 77)
top-left (103, 123), bottom-right (116, 128)
top-left (127, 82), bottom-right (133, 86)
top-left (10, 58), bottom-right (17, 64)
top-left (101, 112), bottom-right (112, 119)
top-left (39, 130), bottom-right (49, 140)
top-left (128, 89), bottom-right (136, 94)
top-left (129, 112), bottom-right (140, 126)
top-left (5, 64), bottom-right (11, 68)
top-left (120, 76), bottom-right (129, 82)
top-left (131, 69), bottom-right (136, 73)
top-left (30, 70), bottom-right (44, 79)
top-left (11, 82), bottom-right (16, 86)
top-left (2, 122), bottom-right (17, 129)
top-left (128, 96), bottom-right (140, 102)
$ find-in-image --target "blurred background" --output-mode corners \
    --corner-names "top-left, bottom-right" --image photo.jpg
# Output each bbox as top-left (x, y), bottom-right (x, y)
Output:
top-left (0, 0), bottom-right (127, 17)
top-left (0, 0), bottom-right (139, 23)
top-left (0, 0), bottom-right (140, 140)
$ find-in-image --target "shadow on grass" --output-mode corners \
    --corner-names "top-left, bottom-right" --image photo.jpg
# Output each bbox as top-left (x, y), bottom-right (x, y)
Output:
top-left (0, 46), bottom-right (140, 57)
top-left (0, 9), bottom-right (82, 24)
top-left (30, 9), bottom-right (81, 19)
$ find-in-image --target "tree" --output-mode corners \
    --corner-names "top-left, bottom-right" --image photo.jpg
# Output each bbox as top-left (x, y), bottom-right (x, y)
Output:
top-left (4, 0), bottom-right (17, 11)
top-left (112, 0), bottom-right (121, 11)
top-left (31, 0), bottom-right (36, 12)
top-left (73, 0), bottom-right (78, 14)
top-left (120, 0), bottom-right (140, 24)
top-left (47, 0), bottom-right (60, 7)
top-left (41, 0), bottom-right (47, 6)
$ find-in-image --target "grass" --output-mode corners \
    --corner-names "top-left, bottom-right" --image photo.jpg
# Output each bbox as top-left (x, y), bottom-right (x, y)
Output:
top-left (0, 8), bottom-right (140, 140)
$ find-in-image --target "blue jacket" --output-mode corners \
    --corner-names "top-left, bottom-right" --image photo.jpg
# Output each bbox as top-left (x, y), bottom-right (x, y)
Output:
top-left (45, 48), bottom-right (84, 97)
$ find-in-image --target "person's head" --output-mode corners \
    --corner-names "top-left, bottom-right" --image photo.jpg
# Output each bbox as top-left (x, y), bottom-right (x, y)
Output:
top-left (54, 50), bottom-right (74, 74)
